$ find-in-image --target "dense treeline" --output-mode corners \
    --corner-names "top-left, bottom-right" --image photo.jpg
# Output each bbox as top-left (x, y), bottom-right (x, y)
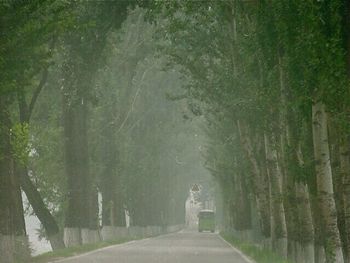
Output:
top-left (0, 1), bottom-right (205, 262)
top-left (153, 1), bottom-right (350, 263)
top-left (2, 1), bottom-right (350, 263)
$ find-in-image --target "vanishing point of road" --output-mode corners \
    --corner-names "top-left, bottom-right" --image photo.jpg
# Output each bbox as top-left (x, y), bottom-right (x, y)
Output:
top-left (53, 230), bottom-right (253, 263)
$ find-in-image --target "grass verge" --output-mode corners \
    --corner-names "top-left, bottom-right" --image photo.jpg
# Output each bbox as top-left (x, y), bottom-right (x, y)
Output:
top-left (220, 232), bottom-right (290, 263)
top-left (30, 237), bottom-right (136, 263)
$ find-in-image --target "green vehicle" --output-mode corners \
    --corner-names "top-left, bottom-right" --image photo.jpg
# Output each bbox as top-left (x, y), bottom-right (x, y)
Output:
top-left (198, 210), bottom-right (215, 233)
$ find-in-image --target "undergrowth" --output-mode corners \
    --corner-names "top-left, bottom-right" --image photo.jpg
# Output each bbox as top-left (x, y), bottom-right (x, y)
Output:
top-left (31, 237), bottom-right (134, 263)
top-left (220, 232), bottom-right (291, 263)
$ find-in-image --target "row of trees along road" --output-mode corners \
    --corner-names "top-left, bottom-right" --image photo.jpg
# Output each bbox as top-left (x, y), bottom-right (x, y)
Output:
top-left (152, 1), bottom-right (350, 263)
top-left (0, 1), bottom-right (208, 262)
top-left (3, 1), bottom-right (350, 263)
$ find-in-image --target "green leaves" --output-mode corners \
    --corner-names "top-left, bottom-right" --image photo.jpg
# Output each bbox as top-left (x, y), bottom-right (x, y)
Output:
top-left (0, 0), bottom-right (73, 96)
top-left (10, 122), bottom-right (30, 165)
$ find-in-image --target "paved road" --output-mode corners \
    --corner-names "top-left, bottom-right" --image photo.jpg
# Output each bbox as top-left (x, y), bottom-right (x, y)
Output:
top-left (54, 230), bottom-right (252, 263)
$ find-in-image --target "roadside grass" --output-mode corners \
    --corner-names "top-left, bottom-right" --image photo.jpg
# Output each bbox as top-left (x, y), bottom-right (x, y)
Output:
top-left (220, 232), bottom-right (291, 263)
top-left (30, 237), bottom-right (136, 263)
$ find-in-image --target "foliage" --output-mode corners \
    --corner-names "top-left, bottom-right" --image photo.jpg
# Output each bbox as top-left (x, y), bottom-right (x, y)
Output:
top-left (2, 0), bottom-right (350, 261)
top-left (10, 122), bottom-right (30, 165)
top-left (0, 0), bottom-right (72, 95)
top-left (221, 232), bottom-right (291, 263)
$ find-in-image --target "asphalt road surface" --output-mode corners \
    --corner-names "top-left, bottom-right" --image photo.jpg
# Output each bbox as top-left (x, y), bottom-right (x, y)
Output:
top-left (53, 230), bottom-right (253, 263)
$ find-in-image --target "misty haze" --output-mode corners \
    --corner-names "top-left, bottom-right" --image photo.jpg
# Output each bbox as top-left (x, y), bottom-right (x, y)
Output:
top-left (1, 1), bottom-right (350, 263)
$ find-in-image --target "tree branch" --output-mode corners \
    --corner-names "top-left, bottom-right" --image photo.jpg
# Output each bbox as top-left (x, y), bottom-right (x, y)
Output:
top-left (27, 68), bottom-right (49, 121)
top-left (27, 36), bottom-right (57, 121)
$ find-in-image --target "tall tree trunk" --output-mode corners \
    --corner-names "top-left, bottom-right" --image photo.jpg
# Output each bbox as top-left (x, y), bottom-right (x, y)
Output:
top-left (296, 181), bottom-right (315, 263)
top-left (102, 176), bottom-right (125, 228)
top-left (342, 2), bottom-right (350, 261)
top-left (283, 169), bottom-right (299, 262)
top-left (328, 119), bottom-right (348, 262)
top-left (237, 120), bottom-right (271, 246)
top-left (16, 92), bottom-right (65, 250)
top-left (310, 193), bottom-right (326, 263)
top-left (85, 184), bottom-right (100, 244)
top-left (339, 137), bottom-right (350, 261)
top-left (100, 107), bottom-right (126, 241)
top-left (64, 97), bottom-right (99, 245)
top-left (258, 159), bottom-right (272, 249)
top-left (101, 117), bottom-right (117, 228)
top-left (63, 96), bottom-right (87, 247)
top-left (19, 166), bottom-right (65, 250)
top-left (233, 171), bottom-right (252, 242)
top-left (279, 114), bottom-right (298, 261)
top-left (312, 101), bottom-right (344, 263)
top-left (277, 52), bottom-right (300, 261)
top-left (264, 132), bottom-right (288, 259)
top-left (114, 187), bottom-right (126, 227)
top-left (331, 140), bottom-right (347, 263)
top-left (0, 97), bottom-right (29, 262)
top-left (101, 179), bottom-right (116, 227)
top-left (295, 142), bottom-right (315, 263)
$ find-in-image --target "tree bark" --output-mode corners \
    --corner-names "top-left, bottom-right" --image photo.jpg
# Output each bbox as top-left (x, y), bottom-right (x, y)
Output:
top-left (63, 95), bottom-right (88, 246)
top-left (339, 137), bottom-right (350, 261)
top-left (264, 132), bottom-right (288, 259)
top-left (277, 52), bottom-right (301, 261)
top-left (63, 93), bottom-right (100, 245)
top-left (312, 101), bottom-right (344, 263)
top-left (258, 160), bottom-right (272, 248)
top-left (283, 169), bottom-right (299, 262)
top-left (0, 97), bottom-right (29, 262)
top-left (294, 142), bottom-right (315, 263)
top-left (295, 181), bottom-right (315, 263)
top-left (310, 192), bottom-right (326, 263)
top-left (16, 81), bottom-right (65, 250)
top-left (100, 112), bottom-right (126, 229)
top-left (237, 120), bottom-right (271, 244)
top-left (19, 166), bottom-right (65, 250)
top-left (233, 169), bottom-right (252, 241)
top-left (342, 1), bottom-right (350, 261)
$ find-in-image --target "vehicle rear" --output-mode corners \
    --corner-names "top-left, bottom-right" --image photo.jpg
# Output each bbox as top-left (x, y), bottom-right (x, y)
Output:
top-left (198, 210), bottom-right (215, 232)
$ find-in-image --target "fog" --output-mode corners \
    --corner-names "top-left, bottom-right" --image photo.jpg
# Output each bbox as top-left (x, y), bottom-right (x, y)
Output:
top-left (2, 2), bottom-right (350, 263)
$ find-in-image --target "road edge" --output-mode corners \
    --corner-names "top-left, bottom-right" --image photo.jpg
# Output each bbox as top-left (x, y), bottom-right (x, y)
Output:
top-left (218, 235), bottom-right (257, 263)
top-left (48, 230), bottom-right (184, 263)
top-left (47, 239), bottom-right (138, 263)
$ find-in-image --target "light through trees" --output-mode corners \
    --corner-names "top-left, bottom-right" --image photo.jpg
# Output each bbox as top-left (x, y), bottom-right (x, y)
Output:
top-left (1, 1), bottom-right (350, 263)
